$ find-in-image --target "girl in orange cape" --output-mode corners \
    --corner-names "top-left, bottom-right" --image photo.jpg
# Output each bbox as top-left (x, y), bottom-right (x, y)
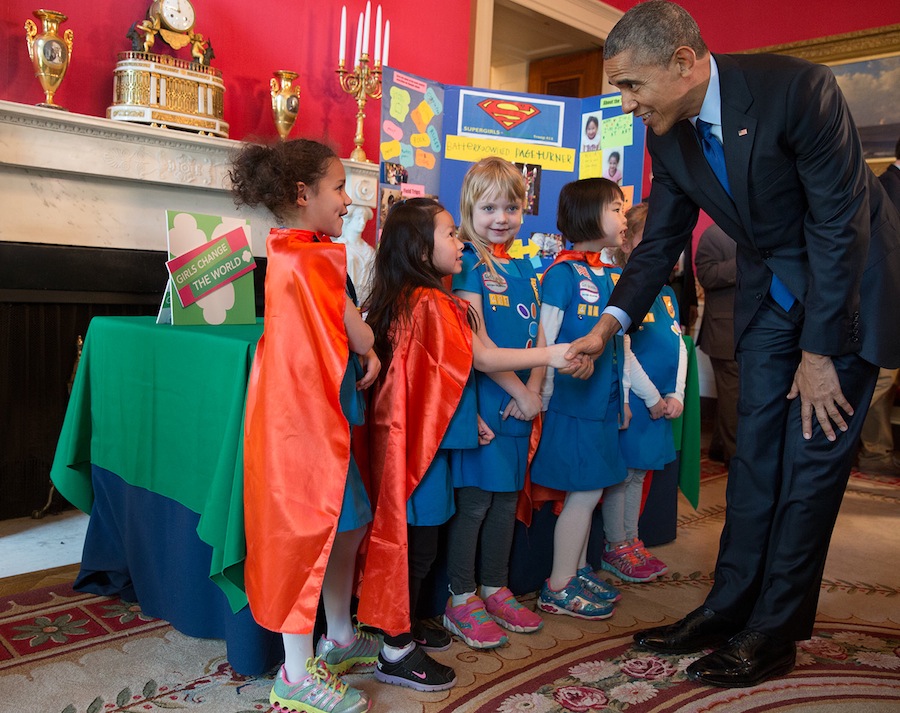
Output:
top-left (358, 198), bottom-right (575, 692)
top-left (231, 139), bottom-right (380, 713)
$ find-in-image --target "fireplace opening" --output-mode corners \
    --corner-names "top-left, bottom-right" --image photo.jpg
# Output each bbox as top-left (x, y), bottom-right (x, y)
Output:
top-left (0, 242), bottom-right (266, 521)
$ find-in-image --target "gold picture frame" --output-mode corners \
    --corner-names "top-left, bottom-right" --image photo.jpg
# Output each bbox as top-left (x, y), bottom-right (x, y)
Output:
top-left (751, 24), bottom-right (900, 175)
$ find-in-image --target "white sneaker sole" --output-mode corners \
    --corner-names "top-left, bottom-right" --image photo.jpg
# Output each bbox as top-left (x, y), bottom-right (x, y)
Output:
top-left (537, 598), bottom-right (614, 620)
top-left (441, 614), bottom-right (507, 649)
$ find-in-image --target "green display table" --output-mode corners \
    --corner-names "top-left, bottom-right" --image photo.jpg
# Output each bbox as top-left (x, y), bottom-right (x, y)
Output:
top-left (52, 315), bottom-right (265, 595)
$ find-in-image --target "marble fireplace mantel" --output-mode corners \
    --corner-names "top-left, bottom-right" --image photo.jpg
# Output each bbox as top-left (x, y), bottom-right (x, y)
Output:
top-left (0, 100), bottom-right (379, 256)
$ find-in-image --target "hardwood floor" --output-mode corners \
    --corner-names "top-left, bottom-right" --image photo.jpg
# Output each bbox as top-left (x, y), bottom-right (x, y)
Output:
top-left (0, 563), bottom-right (81, 598)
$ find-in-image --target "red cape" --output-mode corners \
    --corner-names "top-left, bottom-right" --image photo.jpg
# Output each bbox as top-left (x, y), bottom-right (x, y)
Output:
top-left (515, 416), bottom-right (567, 525)
top-left (356, 288), bottom-right (473, 635)
top-left (243, 229), bottom-right (350, 634)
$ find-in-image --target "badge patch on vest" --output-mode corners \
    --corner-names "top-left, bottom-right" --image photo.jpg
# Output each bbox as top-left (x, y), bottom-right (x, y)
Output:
top-left (662, 295), bottom-right (675, 318)
top-left (482, 273), bottom-right (509, 293)
top-left (489, 293), bottom-right (510, 307)
top-left (579, 279), bottom-right (600, 304)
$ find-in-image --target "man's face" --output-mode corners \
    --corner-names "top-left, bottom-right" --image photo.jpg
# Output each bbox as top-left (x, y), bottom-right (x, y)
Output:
top-left (605, 49), bottom-right (697, 136)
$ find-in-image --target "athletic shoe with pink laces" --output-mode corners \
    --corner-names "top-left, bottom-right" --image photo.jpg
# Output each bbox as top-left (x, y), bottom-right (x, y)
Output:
top-left (601, 541), bottom-right (658, 583)
top-left (443, 595), bottom-right (508, 649)
top-left (483, 587), bottom-right (543, 633)
top-left (629, 538), bottom-right (668, 576)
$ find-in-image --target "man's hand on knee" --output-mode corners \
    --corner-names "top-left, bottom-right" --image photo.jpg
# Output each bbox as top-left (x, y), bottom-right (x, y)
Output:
top-left (787, 352), bottom-right (853, 441)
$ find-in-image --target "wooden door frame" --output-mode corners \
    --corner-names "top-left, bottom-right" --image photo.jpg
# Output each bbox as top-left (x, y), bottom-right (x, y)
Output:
top-left (469, 0), bottom-right (623, 90)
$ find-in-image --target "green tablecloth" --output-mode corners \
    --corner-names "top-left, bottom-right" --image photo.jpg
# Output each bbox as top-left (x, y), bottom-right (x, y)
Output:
top-left (50, 316), bottom-right (263, 612)
top-left (672, 335), bottom-right (701, 509)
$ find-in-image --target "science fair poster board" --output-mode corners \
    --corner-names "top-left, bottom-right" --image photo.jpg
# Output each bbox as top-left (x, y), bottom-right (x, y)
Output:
top-left (379, 68), bottom-right (645, 271)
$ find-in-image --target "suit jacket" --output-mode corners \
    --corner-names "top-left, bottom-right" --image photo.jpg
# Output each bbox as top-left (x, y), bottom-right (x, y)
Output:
top-left (612, 52), bottom-right (900, 369)
top-left (695, 223), bottom-right (736, 360)
top-left (880, 164), bottom-right (900, 212)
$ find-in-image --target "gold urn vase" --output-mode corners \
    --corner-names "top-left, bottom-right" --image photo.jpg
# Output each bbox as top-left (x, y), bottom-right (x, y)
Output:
top-left (270, 70), bottom-right (301, 141)
top-left (24, 9), bottom-right (74, 110)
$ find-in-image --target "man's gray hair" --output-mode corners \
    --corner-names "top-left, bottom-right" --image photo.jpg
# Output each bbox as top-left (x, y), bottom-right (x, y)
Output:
top-left (604, 1), bottom-right (708, 66)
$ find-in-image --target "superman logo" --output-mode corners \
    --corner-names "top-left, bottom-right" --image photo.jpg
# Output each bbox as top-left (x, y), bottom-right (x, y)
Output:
top-left (477, 99), bottom-right (541, 130)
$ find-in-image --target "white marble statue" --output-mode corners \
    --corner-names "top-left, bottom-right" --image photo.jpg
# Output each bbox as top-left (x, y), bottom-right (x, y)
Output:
top-left (336, 204), bottom-right (376, 307)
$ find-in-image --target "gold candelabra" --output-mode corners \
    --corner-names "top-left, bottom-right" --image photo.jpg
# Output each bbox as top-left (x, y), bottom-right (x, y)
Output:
top-left (337, 53), bottom-right (382, 163)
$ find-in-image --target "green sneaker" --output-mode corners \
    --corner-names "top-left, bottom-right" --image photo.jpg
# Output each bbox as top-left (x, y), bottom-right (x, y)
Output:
top-left (269, 658), bottom-right (370, 713)
top-left (315, 627), bottom-right (380, 674)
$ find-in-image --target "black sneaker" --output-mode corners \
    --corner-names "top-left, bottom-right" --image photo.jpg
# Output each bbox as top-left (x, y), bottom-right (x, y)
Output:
top-left (412, 621), bottom-right (453, 652)
top-left (374, 644), bottom-right (457, 692)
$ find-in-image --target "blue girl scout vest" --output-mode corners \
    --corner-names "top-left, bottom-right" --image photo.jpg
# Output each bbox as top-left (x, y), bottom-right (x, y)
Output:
top-left (452, 243), bottom-right (540, 438)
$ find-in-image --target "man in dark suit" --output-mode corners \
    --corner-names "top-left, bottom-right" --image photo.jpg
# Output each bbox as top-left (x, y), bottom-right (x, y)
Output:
top-left (880, 136), bottom-right (900, 206)
top-left (695, 223), bottom-right (738, 465)
top-left (564, 1), bottom-right (900, 689)
top-left (857, 137), bottom-right (900, 475)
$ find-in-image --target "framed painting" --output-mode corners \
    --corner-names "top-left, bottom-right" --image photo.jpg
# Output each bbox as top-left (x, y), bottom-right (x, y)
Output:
top-left (752, 24), bottom-right (900, 175)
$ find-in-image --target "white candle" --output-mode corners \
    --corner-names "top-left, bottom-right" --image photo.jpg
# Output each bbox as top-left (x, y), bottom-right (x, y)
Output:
top-left (339, 6), bottom-right (347, 63)
top-left (362, 1), bottom-right (371, 57)
top-left (382, 20), bottom-right (390, 67)
top-left (354, 12), bottom-right (363, 66)
top-left (374, 5), bottom-right (382, 64)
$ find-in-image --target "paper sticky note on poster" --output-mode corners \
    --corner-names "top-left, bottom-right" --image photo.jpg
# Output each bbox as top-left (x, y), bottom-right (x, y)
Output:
top-left (601, 114), bottom-right (633, 148)
top-left (389, 86), bottom-right (411, 122)
top-left (579, 150), bottom-right (604, 179)
top-left (600, 95), bottom-right (622, 109)
top-left (621, 184), bottom-right (634, 212)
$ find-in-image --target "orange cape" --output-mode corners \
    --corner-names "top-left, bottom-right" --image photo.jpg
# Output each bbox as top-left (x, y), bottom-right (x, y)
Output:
top-left (356, 288), bottom-right (473, 635)
top-left (243, 229), bottom-right (350, 634)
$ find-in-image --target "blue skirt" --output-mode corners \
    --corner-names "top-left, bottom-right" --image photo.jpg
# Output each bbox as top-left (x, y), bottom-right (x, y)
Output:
top-left (531, 401), bottom-right (626, 492)
top-left (451, 433), bottom-right (528, 492)
top-left (337, 453), bottom-right (373, 532)
top-left (407, 449), bottom-right (456, 526)
top-left (619, 402), bottom-right (676, 471)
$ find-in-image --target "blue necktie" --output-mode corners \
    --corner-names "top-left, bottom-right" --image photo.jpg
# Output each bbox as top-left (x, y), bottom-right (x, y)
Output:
top-left (696, 119), bottom-right (794, 312)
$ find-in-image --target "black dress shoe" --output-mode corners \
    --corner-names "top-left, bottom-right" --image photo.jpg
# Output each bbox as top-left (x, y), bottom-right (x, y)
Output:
top-left (686, 629), bottom-right (796, 688)
top-left (633, 606), bottom-right (738, 654)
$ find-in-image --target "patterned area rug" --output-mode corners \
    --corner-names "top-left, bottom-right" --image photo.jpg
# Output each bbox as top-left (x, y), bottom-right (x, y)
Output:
top-left (1, 467), bottom-right (897, 713)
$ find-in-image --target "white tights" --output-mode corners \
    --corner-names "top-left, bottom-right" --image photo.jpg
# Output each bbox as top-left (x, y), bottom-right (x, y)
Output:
top-left (548, 488), bottom-right (604, 591)
top-left (281, 525), bottom-right (367, 682)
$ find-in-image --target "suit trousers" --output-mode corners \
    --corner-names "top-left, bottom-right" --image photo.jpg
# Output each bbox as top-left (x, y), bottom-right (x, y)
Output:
top-left (709, 356), bottom-right (739, 462)
top-left (704, 297), bottom-right (878, 641)
top-left (858, 367), bottom-right (898, 464)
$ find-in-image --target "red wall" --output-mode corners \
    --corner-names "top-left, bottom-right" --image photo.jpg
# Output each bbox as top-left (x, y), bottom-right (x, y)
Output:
top-left (601, 0), bottom-right (900, 51)
top-left (4, 1), bottom-right (899, 154)
top-left (1, 0), bottom-right (471, 153)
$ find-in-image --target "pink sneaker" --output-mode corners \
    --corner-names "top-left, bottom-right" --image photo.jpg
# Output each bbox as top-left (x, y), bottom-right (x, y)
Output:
top-left (484, 587), bottom-right (543, 633)
top-left (443, 595), bottom-right (508, 649)
top-left (601, 541), bottom-right (658, 583)
top-left (630, 538), bottom-right (668, 576)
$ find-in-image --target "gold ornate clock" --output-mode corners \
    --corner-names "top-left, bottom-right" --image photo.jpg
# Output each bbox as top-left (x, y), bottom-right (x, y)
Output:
top-left (107, 0), bottom-right (228, 137)
top-left (145, 0), bottom-right (196, 51)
